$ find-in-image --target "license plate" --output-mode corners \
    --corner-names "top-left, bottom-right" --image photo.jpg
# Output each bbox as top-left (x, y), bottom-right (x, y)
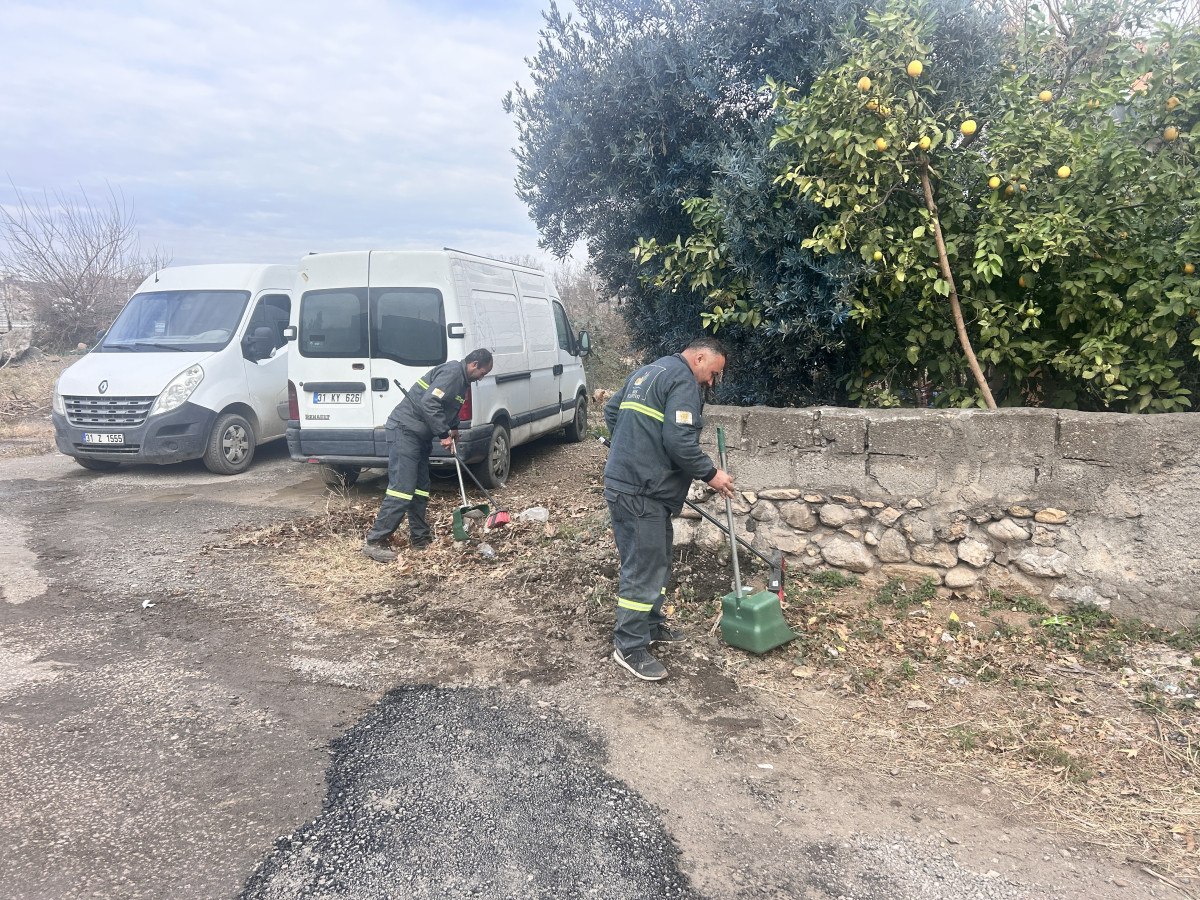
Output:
top-left (312, 392), bottom-right (362, 405)
top-left (83, 432), bottom-right (124, 445)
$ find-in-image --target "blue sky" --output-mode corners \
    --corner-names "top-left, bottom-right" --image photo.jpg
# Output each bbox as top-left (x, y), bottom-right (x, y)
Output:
top-left (0, 0), bottom-right (560, 267)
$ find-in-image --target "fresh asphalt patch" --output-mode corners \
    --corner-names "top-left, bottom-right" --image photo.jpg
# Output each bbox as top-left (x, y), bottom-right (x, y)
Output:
top-left (240, 685), bottom-right (702, 900)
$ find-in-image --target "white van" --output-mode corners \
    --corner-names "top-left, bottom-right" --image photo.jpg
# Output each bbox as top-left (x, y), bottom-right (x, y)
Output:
top-left (284, 249), bottom-right (590, 488)
top-left (52, 263), bottom-right (296, 474)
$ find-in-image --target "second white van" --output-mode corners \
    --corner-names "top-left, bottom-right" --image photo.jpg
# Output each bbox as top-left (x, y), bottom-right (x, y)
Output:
top-left (285, 249), bottom-right (590, 487)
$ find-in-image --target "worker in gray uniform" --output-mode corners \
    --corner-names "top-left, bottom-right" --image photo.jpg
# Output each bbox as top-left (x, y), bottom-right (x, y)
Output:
top-left (603, 337), bottom-right (735, 681)
top-left (363, 348), bottom-right (494, 562)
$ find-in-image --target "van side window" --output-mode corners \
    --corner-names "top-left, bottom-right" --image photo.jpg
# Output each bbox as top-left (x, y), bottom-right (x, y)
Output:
top-left (247, 294), bottom-right (291, 351)
top-left (552, 301), bottom-right (574, 354)
top-left (371, 287), bottom-right (446, 366)
top-left (300, 288), bottom-right (367, 357)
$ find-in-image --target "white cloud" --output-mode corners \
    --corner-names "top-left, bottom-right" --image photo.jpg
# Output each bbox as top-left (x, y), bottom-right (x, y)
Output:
top-left (0, 0), bottom-right (554, 265)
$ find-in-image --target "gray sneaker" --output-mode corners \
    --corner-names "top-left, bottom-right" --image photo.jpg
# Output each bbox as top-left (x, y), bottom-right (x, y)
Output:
top-left (362, 540), bottom-right (397, 562)
top-left (612, 647), bottom-right (668, 681)
top-left (650, 625), bottom-right (688, 645)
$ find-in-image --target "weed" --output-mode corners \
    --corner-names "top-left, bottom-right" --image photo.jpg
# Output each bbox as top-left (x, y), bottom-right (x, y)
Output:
top-left (974, 663), bottom-right (1001, 683)
top-left (987, 621), bottom-right (1022, 641)
top-left (1134, 690), bottom-right (1170, 717)
top-left (982, 591), bottom-right (1048, 615)
top-left (1026, 743), bottom-right (1095, 783)
top-left (873, 576), bottom-right (936, 612)
top-left (810, 570), bottom-right (859, 589)
top-left (947, 725), bottom-right (980, 751)
top-left (852, 617), bottom-right (887, 641)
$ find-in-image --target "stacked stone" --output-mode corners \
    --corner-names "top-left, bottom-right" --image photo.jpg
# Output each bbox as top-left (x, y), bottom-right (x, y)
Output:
top-left (676, 488), bottom-right (1079, 600)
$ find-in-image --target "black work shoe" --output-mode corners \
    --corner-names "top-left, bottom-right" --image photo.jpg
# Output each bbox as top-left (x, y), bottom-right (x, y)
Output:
top-left (361, 540), bottom-right (397, 563)
top-left (650, 625), bottom-right (688, 645)
top-left (612, 647), bottom-right (668, 682)
top-left (410, 540), bottom-right (432, 552)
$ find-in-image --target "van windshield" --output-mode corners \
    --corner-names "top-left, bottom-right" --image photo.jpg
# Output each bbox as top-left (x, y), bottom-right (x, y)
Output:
top-left (98, 290), bottom-right (251, 352)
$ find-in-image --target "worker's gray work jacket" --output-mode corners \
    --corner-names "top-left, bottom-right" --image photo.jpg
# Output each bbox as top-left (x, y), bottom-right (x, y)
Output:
top-left (603, 353), bottom-right (718, 515)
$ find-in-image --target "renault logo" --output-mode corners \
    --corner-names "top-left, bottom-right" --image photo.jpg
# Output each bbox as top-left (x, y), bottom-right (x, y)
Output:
top-left (98, 380), bottom-right (108, 394)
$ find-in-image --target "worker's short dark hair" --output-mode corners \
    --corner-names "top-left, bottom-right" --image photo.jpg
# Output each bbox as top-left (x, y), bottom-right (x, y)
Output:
top-left (464, 348), bottom-right (494, 368)
top-left (686, 336), bottom-right (727, 358)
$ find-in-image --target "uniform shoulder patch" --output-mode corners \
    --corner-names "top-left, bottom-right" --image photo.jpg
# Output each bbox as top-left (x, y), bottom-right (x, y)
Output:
top-left (431, 387), bottom-right (445, 399)
top-left (675, 410), bottom-right (694, 425)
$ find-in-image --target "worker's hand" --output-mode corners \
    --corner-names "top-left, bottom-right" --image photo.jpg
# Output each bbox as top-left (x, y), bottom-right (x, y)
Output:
top-left (707, 468), bottom-right (735, 498)
top-left (440, 435), bottom-right (455, 450)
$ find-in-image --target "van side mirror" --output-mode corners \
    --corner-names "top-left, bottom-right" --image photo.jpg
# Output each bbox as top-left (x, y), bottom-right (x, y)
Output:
top-left (576, 330), bottom-right (592, 357)
top-left (282, 325), bottom-right (297, 341)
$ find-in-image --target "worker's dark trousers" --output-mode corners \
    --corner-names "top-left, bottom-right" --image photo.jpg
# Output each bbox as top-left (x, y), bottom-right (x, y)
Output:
top-left (365, 428), bottom-right (432, 546)
top-left (605, 488), bottom-right (672, 654)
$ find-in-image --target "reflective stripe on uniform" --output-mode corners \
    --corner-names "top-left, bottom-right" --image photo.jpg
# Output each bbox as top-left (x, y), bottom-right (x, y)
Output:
top-left (386, 488), bottom-right (413, 500)
top-left (617, 597), bottom-right (654, 613)
top-left (619, 401), bottom-right (664, 422)
top-left (414, 489), bottom-right (430, 498)
top-left (660, 587), bottom-right (667, 595)
top-left (416, 379), bottom-right (429, 389)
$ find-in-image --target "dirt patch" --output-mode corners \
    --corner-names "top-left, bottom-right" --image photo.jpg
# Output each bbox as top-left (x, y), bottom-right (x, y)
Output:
top-left (221, 420), bottom-right (1200, 886)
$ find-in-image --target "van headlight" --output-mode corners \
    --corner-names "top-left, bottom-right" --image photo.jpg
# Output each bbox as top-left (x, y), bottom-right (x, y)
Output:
top-left (150, 364), bottom-right (204, 416)
top-left (52, 380), bottom-right (66, 416)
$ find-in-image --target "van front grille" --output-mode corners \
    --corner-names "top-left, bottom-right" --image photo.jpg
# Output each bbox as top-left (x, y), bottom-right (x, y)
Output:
top-left (65, 396), bottom-right (155, 427)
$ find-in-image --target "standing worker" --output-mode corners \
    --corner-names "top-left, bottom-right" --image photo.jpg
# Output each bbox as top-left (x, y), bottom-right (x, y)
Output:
top-left (603, 337), bottom-right (735, 681)
top-left (362, 348), bottom-right (494, 562)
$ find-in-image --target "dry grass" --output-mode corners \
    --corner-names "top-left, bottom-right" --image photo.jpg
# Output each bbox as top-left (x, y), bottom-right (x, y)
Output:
top-left (722, 578), bottom-right (1200, 881)
top-left (0, 356), bottom-right (72, 454)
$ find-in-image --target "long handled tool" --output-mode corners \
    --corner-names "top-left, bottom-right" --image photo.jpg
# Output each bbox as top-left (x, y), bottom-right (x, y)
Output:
top-left (450, 439), bottom-right (489, 541)
top-left (715, 426), bottom-right (796, 655)
top-left (455, 444), bottom-right (512, 530)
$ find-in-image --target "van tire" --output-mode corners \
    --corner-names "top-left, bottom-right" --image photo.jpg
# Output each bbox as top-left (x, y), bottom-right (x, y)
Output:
top-left (473, 422), bottom-right (510, 489)
top-left (75, 457), bottom-right (120, 472)
top-left (203, 413), bottom-right (256, 475)
top-left (320, 464), bottom-right (361, 489)
top-left (564, 392), bottom-right (588, 442)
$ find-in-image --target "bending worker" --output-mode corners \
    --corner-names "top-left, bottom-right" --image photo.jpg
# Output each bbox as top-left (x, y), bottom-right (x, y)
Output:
top-left (363, 348), bottom-right (494, 562)
top-left (603, 337), bottom-right (735, 681)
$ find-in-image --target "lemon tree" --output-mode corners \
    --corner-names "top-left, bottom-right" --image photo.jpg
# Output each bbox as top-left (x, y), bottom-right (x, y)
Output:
top-left (637, 0), bottom-right (1200, 411)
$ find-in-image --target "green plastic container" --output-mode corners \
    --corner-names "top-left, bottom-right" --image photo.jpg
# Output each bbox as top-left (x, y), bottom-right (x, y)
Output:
top-left (720, 588), bottom-right (796, 655)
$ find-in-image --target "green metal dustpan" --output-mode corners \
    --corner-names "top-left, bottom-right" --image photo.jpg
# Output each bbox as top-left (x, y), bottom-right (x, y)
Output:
top-left (451, 439), bottom-right (489, 541)
top-left (714, 426), bottom-right (796, 655)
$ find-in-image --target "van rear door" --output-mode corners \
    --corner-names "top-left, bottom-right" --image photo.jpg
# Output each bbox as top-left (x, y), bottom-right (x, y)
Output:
top-left (367, 252), bottom-right (448, 455)
top-left (295, 254), bottom-right (374, 451)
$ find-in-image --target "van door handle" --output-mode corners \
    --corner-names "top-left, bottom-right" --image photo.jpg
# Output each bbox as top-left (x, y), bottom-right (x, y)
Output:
top-left (553, 364), bottom-right (564, 376)
top-left (371, 378), bottom-right (389, 392)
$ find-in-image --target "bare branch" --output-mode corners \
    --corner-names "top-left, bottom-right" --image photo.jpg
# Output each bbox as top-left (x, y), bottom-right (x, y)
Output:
top-left (0, 181), bottom-right (168, 348)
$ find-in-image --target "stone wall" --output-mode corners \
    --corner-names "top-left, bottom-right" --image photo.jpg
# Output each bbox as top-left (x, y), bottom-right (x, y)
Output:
top-left (676, 406), bottom-right (1200, 627)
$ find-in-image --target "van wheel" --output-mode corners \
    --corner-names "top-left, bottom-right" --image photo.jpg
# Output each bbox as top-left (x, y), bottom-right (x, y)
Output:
top-left (320, 464), bottom-right (361, 488)
top-left (564, 392), bottom-right (588, 442)
top-left (203, 413), bottom-right (256, 475)
top-left (473, 422), bottom-right (510, 489)
top-left (75, 457), bottom-right (120, 472)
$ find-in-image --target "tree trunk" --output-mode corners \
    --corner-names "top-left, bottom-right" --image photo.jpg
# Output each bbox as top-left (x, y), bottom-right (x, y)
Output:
top-left (918, 163), bottom-right (997, 410)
